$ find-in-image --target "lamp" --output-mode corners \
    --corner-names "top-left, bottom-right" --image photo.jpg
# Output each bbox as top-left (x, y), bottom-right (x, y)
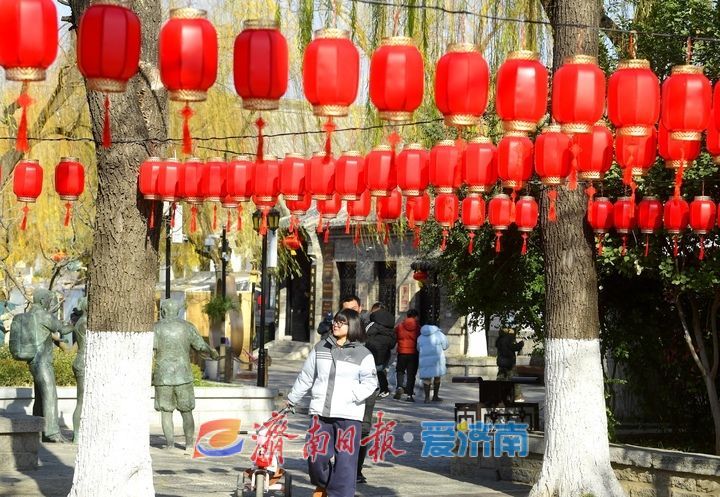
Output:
top-left (252, 207), bottom-right (281, 387)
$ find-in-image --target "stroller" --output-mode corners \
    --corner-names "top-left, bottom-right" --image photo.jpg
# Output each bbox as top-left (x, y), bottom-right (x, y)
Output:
top-left (237, 406), bottom-right (294, 497)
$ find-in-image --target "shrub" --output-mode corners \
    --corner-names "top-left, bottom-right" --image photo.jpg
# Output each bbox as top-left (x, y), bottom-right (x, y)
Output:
top-left (0, 345), bottom-right (77, 387)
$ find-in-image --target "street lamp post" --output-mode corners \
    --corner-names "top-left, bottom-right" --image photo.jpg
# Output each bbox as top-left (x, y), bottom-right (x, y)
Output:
top-left (252, 208), bottom-right (280, 387)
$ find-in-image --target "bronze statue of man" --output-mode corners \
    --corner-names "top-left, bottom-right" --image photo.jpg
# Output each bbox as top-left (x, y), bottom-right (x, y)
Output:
top-left (9, 289), bottom-right (74, 442)
top-left (72, 297), bottom-right (87, 443)
top-left (152, 299), bottom-right (218, 452)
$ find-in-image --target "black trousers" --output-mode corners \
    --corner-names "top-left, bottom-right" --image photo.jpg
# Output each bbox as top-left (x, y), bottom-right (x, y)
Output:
top-left (395, 353), bottom-right (419, 395)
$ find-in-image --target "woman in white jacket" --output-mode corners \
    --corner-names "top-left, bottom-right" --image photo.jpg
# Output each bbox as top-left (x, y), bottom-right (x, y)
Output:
top-left (287, 308), bottom-right (378, 497)
top-left (417, 324), bottom-right (449, 403)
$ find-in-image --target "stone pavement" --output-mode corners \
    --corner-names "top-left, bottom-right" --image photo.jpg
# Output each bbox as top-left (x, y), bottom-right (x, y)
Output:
top-left (0, 359), bottom-right (542, 497)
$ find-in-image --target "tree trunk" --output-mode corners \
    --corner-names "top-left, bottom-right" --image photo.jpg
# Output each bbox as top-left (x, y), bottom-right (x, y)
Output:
top-left (67, 1), bottom-right (167, 496)
top-left (533, 1), bottom-right (626, 495)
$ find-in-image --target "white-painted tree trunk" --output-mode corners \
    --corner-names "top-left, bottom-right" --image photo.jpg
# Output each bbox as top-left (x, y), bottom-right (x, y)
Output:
top-left (68, 331), bottom-right (155, 497)
top-left (529, 339), bottom-right (626, 497)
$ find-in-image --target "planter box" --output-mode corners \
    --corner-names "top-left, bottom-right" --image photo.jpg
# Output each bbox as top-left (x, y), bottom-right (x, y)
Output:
top-left (0, 385), bottom-right (279, 435)
top-left (0, 415), bottom-right (44, 470)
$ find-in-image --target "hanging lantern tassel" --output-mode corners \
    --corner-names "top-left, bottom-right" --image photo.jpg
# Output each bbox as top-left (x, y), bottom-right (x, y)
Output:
top-left (261, 210), bottom-right (268, 236)
top-left (596, 234), bottom-right (604, 256)
top-left (170, 202), bottom-right (177, 228)
top-left (256, 117), bottom-right (265, 163)
top-left (354, 223), bottom-right (361, 245)
top-left (317, 217), bottom-right (324, 233)
top-left (699, 235), bottom-right (705, 260)
top-left (494, 231), bottom-right (503, 253)
top-left (324, 117), bottom-right (336, 159)
top-left (20, 204), bottom-right (29, 231)
top-left (149, 200), bottom-right (155, 229)
top-left (408, 207), bottom-right (415, 229)
top-left (376, 215), bottom-right (383, 233)
top-left (63, 202), bottom-right (73, 227)
top-left (181, 103), bottom-right (194, 155)
top-left (467, 232), bottom-right (475, 254)
top-left (585, 184), bottom-right (597, 213)
top-left (16, 83), bottom-right (32, 153)
top-left (226, 209), bottom-right (232, 232)
top-left (673, 235), bottom-right (679, 258)
top-left (621, 235), bottom-right (628, 256)
top-left (644, 234), bottom-right (650, 258)
top-left (674, 160), bottom-right (686, 199)
top-left (413, 227), bottom-right (421, 248)
top-left (440, 229), bottom-right (448, 251)
top-left (521, 233), bottom-right (529, 255)
top-left (384, 226), bottom-right (390, 245)
top-left (324, 226), bottom-right (330, 244)
top-left (510, 191), bottom-right (517, 223)
top-left (103, 94), bottom-right (112, 148)
top-left (568, 142), bottom-right (581, 191)
top-left (190, 204), bottom-right (198, 233)
top-left (345, 216), bottom-right (351, 234)
top-left (548, 188), bottom-right (558, 222)
top-left (212, 204), bottom-right (218, 231)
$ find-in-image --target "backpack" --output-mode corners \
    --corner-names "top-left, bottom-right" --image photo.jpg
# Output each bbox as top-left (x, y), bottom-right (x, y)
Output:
top-left (9, 313), bottom-right (38, 362)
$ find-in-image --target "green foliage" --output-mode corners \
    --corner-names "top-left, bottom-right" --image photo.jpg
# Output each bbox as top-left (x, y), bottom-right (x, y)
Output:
top-left (191, 363), bottom-right (203, 386)
top-left (202, 295), bottom-right (237, 322)
top-left (0, 346), bottom-right (77, 386)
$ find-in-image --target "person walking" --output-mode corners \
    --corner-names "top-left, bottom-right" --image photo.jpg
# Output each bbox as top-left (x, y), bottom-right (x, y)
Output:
top-left (417, 324), bottom-right (448, 403)
top-left (287, 309), bottom-right (377, 497)
top-left (365, 308), bottom-right (396, 399)
top-left (496, 327), bottom-right (525, 401)
top-left (394, 309), bottom-right (420, 402)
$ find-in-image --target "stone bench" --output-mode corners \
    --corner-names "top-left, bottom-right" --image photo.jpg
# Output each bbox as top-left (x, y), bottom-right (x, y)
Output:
top-left (0, 415), bottom-right (44, 471)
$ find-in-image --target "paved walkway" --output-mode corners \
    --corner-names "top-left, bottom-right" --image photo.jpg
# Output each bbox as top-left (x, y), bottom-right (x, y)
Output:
top-left (0, 359), bottom-right (541, 497)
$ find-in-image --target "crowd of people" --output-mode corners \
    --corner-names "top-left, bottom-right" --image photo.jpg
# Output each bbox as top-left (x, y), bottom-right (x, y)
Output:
top-left (287, 294), bottom-right (450, 497)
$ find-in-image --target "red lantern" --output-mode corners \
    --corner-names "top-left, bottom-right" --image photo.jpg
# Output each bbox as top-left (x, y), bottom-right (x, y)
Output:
top-left (317, 192), bottom-right (342, 242)
top-left (607, 58), bottom-right (660, 137)
top-left (551, 55), bottom-right (606, 134)
top-left (587, 197), bottom-right (614, 255)
top-left (407, 191), bottom-right (430, 247)
top-left (429, 140), bottom-right (462, 193)
top-left (534, 124), bottom-right (571, 221)
top-left (335, 151), bottom-right (365, 201)
top-left (434, 193), bottom-right (458, 251)
top-left (613, 197), bottom-right (637, 255)
top-left (412, 270), bottom-right (428, 282)
top-left (615, 128), bottom-right (658, 181)
top-left (225, 155), bottom-right (254, 202)
top-left (234, 19), bottom-right (288, 110)
top-left (279, 153), bottom-right (307, 202)
top-left (706, 115), bottom-right (720, 164)
top-left (139, 157), bottom-right (162, 200)
top-left (13, 159), bottom-right (43, 230)
top-left (463, 136), bottom-right (497, 194)
top-left (576, 123), bottom-right (614, 182)
top-left (396, 144), bottom-right (429, 197)
top-left (434, 43), bottom-right (489, 127)
top-left (77, 1), bottom-right (141, 148)
top-left (496, 50), bottom-right (548, 133)
top-left (303, 29), bottom-right (359, 117)
top-left (307, 152), bottom-right (336, 201)
top-left (461, 195), bottom-right (485, 253)
top-left (376, 189), bottom-right (403, 244)
top-left (497, 132), bottom-right (534, 190)
top-left (286, 193), bottom-right (312, 233)
top-left (664, 197), bottom-right (690, 258)
top-left (0, 0), bottom-right (58, 152)
top-left (370, 37), bottom-right (424, 122)
top-left (179, 157), bottom-right (203, 232)
top-left (160, 8), bottom-right (218, 155)
top-left (690, 196), bottom-right (716, 260)
top-left (200, 157), bottom-right (226, 203)
top-left (282, 232), bottom-right (303, 255)
top-left (637, 196), bottom-right (663, 256)
top-left (714, 81), bottom-right (720, 130)
top-left (254, 155), bottom-right (280, 204)
top-left (366, 145), bottom-right (396, 197)
top-left (658, 122), bottom-right (701, 169)
top-left (661, 65), bottom-right (712, 141)
top-left (55, 157), bottom-right (85, 225)
top-left (347, 190), bottom-right (371, 244)
top-left (488, 194), bottom-right (513, 253)
top-left (516, 196), bottom-right (539, 255)
top-left (156, 158), bottom-right (181, 202)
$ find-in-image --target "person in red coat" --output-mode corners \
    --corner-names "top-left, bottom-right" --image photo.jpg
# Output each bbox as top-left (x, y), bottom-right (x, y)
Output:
top-left (394, 309), bottom-right (420, 402)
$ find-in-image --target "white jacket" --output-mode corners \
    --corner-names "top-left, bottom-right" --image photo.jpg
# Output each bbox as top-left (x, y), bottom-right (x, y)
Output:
top-left (287, 335), bottom-right (378, 421)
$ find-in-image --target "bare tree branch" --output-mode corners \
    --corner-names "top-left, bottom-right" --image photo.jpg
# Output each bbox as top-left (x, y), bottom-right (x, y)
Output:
top-left (690, 297), bottom-right (712, 373)
top-left (711, 291), bottom-right (719, 379)
top-left (677, 295), bottom-right (708, 378)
